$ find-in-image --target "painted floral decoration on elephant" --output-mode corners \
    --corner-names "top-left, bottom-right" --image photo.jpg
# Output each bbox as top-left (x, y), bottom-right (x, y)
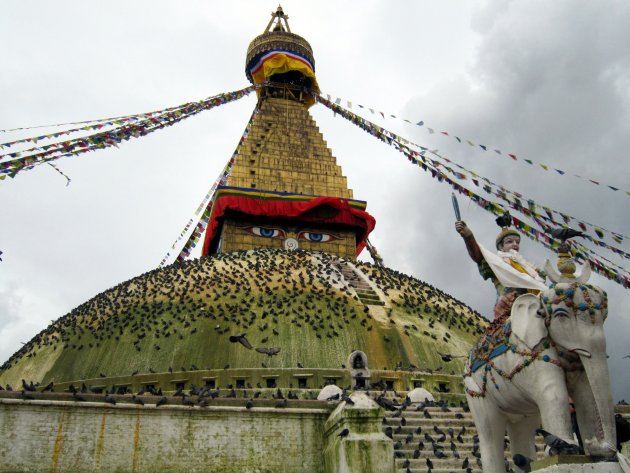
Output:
top-left (465, 318), bottom-right (561, 398)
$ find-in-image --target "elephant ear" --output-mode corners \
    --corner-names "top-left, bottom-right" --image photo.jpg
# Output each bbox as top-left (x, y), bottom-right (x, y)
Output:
top-left (510, 293), bottom-right (547, 350)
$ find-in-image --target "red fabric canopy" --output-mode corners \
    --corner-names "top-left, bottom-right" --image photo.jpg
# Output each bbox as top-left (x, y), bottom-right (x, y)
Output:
top-left (202, 192), bottom-right (375, 256)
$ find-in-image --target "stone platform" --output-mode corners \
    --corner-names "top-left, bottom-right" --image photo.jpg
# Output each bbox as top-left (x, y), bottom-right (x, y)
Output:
top-left (532, 455), bottom-right (625, 473)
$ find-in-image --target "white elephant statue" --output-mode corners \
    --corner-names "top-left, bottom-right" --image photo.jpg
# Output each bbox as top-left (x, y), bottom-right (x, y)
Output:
top-left (463, 271), bottom-right (617, 473)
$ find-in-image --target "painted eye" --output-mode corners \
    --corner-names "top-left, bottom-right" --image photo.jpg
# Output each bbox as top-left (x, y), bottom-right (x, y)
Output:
top-left (242, 226), bottom-right (286, 239)
top-left (298, 231), bottom-right (338, 243)
top-left (553, 308), bottom-right (570, 318)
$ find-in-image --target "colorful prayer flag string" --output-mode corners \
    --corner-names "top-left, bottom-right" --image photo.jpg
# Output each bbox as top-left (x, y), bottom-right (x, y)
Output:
top-left (0, 86), bottom-right (256, 179)
top-left (411, 145), bottom-right (630, 259)
top-left (324, 92), bottom-right (630, 199)
top-left (320, 91), bottom-right (629, 251)
top-left (316, 93), bottom-right (629, 290)
top-left (159, 107), bottom-right (259, 267)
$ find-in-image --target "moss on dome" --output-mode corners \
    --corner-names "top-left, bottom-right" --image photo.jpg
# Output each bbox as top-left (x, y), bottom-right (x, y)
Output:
top-left (0, 249), bottom-right (487, 388)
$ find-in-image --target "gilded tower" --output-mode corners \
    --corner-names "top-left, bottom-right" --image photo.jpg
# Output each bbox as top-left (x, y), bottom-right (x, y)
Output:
top-left (202, 7), bottom-right (375, 260)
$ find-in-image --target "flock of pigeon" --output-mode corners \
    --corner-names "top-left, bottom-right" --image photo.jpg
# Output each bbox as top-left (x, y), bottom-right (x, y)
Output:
top-left (2, 377), bottom-right (309, 409)
top-left (0, 248), bottom-right (486, 391)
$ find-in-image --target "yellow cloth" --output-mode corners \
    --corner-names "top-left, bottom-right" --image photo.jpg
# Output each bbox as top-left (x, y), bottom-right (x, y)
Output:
top-left (509, 260), bottom-right (540, 294)
top-left (250, 53), bottom-right (320, 107)
top-left (509, 260), bottom-right (527, 274)
top-left (251, 53), bottom-right (318, 88)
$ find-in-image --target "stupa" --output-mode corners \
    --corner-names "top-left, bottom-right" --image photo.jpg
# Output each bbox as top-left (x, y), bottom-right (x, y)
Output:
top-left (0, 8), bottom-right (492, 473)
top-left (0, 7), bottom-right (485, 395)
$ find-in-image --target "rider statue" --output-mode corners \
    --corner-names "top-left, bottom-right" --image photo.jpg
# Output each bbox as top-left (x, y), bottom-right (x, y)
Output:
top-left (455, 218), bottom-right (548, 328)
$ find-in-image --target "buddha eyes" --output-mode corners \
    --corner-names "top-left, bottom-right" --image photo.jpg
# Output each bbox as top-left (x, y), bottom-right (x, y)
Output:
top-left (248, 226), bottom-right (286, 238)
top-left (242, 226), bottom-right (339, 243)
top-left (298, 231), bottom-right (338, 243)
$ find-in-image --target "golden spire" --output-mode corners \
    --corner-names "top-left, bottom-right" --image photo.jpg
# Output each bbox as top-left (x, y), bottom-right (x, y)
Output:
top-left (263, 5), bottom-right (291, 33)
top-left (245, 6), bottom-right (319, 105)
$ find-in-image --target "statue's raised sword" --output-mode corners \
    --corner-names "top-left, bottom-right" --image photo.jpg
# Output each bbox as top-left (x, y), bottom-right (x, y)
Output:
top-left (451, 192), bottom-right (461, 221)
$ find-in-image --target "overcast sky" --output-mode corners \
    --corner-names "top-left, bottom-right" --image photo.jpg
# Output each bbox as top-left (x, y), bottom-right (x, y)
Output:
top-left (1, 1), bottom-right (629, 400)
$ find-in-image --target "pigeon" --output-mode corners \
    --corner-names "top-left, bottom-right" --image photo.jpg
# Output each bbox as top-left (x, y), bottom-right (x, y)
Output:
top-left (434, 449), bottom-right (447, 459)
top-left (496, 212), bottom-right (512, 228)
top-left (536, 429), bottom-right (581, 455)
top-left (338, 428), bottom-right (350, 438)
top-left (341, 392), bottom-right (355, 405)
top-left (228, 333), bottom-right (253, 349)
top-left (21, 379), bottom-right (36, 392)
top-left (437, 352), bottom-right (464, 362)
top-left (545, 227), bottom-right (583, 242)
top-left (513, 454), bottom-right (533, 472)
top-left (255, 347), bottom-right (281, 357)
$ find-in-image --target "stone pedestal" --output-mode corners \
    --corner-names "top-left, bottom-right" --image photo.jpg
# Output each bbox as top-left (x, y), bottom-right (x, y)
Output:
top-left (322, 392), bottom-right (393, 473)
top-left (532, 455), bottom-right (624, 473)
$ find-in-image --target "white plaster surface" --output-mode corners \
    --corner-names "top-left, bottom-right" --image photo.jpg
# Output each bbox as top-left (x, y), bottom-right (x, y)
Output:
top-left (406, 387), bottom-right (435, 403)
top-left (318, 384), bottom-right (343, 401)
top-left (534, 462), bottom-right (623, 473)
top-left (346, 391), bottom-right (378, 409)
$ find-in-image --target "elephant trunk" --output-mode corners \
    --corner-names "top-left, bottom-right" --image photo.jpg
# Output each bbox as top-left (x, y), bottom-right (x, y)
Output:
top-left (575, 346), bottom-right (617, 459)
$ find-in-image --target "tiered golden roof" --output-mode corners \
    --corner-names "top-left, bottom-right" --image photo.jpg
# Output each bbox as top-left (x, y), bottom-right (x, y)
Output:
top-left (226, 98), bottom-right (352, 198)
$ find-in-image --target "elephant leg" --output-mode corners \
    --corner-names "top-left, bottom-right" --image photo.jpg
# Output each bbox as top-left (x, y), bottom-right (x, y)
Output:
top-left (530, 366), bottom-right (575, 447)
top-left (507, 414), bottom-right (539, 472)
top-left (467, 393), bottom-right (507, 473)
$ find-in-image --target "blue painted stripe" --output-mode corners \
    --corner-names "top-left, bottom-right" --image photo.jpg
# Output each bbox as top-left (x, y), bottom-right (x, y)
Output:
top-left (470, 344), bottom-right (510, 373)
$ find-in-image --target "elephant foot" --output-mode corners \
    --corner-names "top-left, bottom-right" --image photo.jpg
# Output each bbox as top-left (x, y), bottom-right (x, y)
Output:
top-left (583, 437), bottom-right (617, 460)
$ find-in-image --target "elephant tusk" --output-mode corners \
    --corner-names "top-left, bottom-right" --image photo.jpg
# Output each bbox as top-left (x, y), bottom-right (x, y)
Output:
top-left (570, 348), bottom-right (592, 358)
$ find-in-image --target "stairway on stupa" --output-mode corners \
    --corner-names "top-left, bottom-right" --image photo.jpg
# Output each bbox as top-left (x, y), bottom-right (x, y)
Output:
top-left (382, 403), bottom-right (546, 473)
top-left (333, 260), bottom-right (385, 306)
